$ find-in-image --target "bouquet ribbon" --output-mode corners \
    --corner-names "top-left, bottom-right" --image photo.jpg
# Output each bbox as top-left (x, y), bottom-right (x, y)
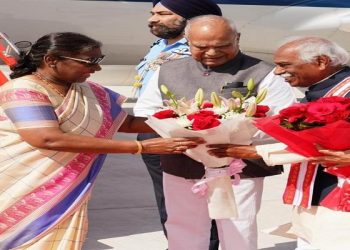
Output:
top-left (191, 159), bottom-right (246, 196)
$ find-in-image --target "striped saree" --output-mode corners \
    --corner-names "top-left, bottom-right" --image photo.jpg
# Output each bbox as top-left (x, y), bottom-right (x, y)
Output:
top-left (0, 77), bottom-right (127, 249)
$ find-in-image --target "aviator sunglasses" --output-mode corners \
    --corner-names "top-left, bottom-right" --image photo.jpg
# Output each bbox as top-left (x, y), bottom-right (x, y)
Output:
top-left (59, 55), bottom-right (105, 65)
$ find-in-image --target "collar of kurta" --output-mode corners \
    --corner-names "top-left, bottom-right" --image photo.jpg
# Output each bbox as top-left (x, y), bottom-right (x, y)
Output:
top-left (195, 51), bottom-right (246, 75)
top-left (303, 66), bottom-right (350, 102)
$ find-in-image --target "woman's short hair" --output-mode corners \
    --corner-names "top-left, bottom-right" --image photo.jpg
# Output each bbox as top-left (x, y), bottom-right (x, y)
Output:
top-left (10, 32), bottom-right (102, 79)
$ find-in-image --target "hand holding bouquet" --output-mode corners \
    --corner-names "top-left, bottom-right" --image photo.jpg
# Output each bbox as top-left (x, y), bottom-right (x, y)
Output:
top-left (310, 149), bottom-right (350, 166)
top-left (255, 96), bottom-right (350, 211)
top-left (255, 96), bottom-right (350, 159)
top-left (146, 79), bottom-right (269, 218)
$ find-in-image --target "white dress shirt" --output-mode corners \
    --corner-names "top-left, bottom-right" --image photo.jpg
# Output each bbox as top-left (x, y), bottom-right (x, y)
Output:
top-left (134, 68), bottom-right (296, 118)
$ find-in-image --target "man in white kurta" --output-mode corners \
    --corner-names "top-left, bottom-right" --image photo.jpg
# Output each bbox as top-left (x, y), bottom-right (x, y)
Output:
top-left (135, 15), bottom-right (296, 250)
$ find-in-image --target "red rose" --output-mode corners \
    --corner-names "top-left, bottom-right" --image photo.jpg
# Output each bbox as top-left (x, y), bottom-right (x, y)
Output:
top-left (253, 105), bottom-right (270, 117)
top-left (201, 101), bottom-right (214, 109)
top-left (316, 96), bottom-right (350, 105)
top-left (279, 104), bottom-right (308, 123)
top-left (305, 102), bottom-right (350, 124)
top-left (153, 109), bottom-right (178, 119)
top-left (187, 110), bottom-right (219, 121)
top-left (192, 116), bottom-right (221, 130)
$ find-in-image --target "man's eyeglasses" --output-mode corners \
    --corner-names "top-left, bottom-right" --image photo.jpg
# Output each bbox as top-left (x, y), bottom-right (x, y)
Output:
top-left (59, 55), bottom-right (105, 65)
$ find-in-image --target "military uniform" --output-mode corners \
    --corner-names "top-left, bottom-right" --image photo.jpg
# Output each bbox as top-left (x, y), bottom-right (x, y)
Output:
top-left (135, 38), bottom-right (190, 97)
top-left (133, 38), bottom-right (190, 236)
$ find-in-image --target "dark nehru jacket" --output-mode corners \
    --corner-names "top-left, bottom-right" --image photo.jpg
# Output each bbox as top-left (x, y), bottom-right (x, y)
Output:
top-left (301, 66), bottom-right (350, 205)
top-left (158, 52), bottom-right (282, 179)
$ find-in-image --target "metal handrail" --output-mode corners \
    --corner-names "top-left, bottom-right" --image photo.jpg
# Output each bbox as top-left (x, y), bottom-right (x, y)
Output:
top-left (0, 32), bottom-right (20, 56)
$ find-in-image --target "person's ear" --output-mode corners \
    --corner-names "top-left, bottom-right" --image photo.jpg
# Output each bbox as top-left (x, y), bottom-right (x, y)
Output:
top-left (232, 32), bottom-right (241, 47)
top-left (235, 33), bottom-right (241, 43)
top-left (43, 55), bottom-right (58, 68)
top-left (316, 55), bottom-right (331, 70)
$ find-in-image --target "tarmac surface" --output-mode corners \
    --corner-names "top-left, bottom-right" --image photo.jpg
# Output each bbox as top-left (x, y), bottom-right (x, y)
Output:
top-left (83, 132), bottom-right (297, 250)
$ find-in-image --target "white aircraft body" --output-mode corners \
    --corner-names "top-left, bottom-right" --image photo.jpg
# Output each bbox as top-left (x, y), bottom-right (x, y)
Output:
top-left (0, 0), bottom-right (349, 85)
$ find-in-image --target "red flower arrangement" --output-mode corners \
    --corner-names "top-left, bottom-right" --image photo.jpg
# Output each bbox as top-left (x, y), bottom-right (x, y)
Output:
top-left (147, 80), bottom-right (270, 219)
top-left (255, 96), bottom-right (350, 211)
top-left (152, 82), bottom-right (270, 131)
top-left (147, 79), bottom-right (270, 167)
top-left (188, 110), bottom-right (221, 130)
top-left (279, 96), bottom-right (350, 130)
top-left (256, 97), bottom-right (350, 155)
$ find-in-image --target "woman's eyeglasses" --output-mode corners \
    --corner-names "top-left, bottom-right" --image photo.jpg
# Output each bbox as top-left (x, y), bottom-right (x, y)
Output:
top-left (59, 55), bottom-right (105, 65)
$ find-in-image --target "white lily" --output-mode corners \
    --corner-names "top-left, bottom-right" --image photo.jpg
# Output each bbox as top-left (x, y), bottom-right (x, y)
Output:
top-left (245, 102), bottom-right (257, 117)
top-left (211, 106), bottom-right (229, 115)
top-left (176, 98), bottom-right (199, 115)
top-left (176, 116), bottom-right (193, 128)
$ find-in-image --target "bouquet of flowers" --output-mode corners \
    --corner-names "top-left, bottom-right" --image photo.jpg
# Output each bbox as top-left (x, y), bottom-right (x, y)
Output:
top-left (254, 96), bottom-right (350, 211)
top-left (146, 79), bottom-right (269, 218)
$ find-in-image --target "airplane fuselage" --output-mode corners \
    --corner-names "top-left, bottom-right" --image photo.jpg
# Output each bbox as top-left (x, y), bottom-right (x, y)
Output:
top-left (0, 0), bottom-right (349, 64)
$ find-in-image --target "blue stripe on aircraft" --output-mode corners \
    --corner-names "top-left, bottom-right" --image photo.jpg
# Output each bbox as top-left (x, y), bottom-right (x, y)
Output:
top-left (216, 0), bottom-right (350, 7)
top-left (94, 0), bottom-right (350, 8)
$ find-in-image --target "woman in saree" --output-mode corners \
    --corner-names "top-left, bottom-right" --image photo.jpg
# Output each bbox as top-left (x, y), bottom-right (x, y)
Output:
top-left (0, 32), bottom-right (203, 250)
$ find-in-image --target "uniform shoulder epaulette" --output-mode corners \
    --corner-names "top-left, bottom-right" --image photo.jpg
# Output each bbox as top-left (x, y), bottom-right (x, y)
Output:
top-left (173, 47), bottom-right (191, 56)
top-left (138, 40), bottom-right (163, 63)
top-left (150, 39), bottom-right (162, 48)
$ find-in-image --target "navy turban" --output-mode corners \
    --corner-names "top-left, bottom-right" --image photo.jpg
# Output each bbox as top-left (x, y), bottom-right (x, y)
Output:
top-left (152, 0), bottom-right (222, 19)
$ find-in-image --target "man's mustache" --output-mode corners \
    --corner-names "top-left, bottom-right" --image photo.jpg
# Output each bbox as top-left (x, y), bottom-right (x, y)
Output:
top-left (148, 23), bottom-right (160, 28)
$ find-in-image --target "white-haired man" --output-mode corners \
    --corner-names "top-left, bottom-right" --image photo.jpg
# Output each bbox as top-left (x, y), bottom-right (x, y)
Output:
top-left (208, 37), bottom-right (350, 250)
top-left (138, 15), bottom-right (296, 250)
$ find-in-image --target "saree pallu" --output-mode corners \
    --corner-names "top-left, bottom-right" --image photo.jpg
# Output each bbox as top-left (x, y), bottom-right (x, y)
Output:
top-left (0, 77), bottom-right (127, 249)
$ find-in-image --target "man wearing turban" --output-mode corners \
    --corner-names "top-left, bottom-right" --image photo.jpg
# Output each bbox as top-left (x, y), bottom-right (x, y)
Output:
top-left (133, 1), bottom-right (222, 249)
